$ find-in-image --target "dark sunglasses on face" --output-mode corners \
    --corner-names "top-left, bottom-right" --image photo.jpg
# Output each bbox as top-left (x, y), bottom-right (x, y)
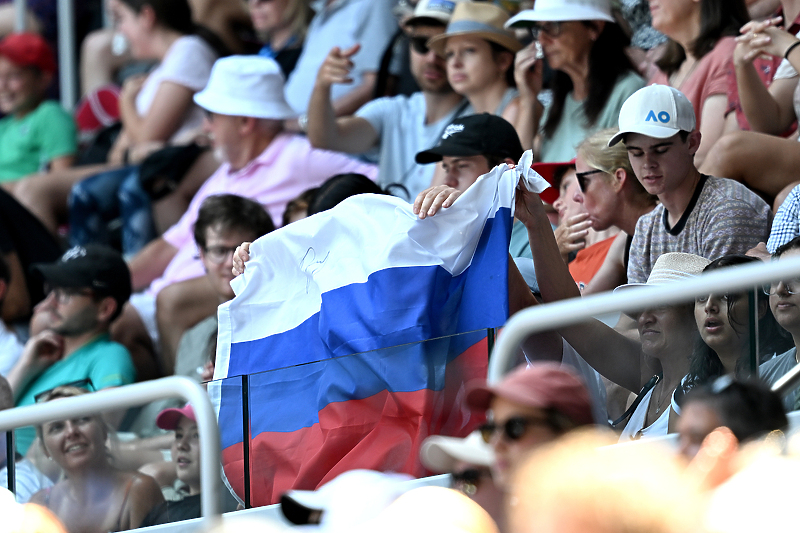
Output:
top-left (575, 168), bottom-right (604, 192)
top-left (409, 36), bottom-right (431, 55)
top-left (34, 378), bottom-right (95, 403)
top-left (479, 415), bottom-right (550, 443)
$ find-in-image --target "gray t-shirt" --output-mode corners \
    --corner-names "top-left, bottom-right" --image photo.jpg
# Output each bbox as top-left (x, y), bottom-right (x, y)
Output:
top-left (356, 92), bottom-right (468, 199)
top-left (628, 176), bottom-right (771, 283)
top-left (759, 347), bottom-right (798, 412)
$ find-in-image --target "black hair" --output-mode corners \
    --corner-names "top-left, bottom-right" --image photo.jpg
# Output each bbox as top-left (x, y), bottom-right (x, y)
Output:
top-left (308, 174), bottom-right (391, 215)
top-left (488, 40), bottom-right (517, 88)
top-left (0, 254), bottom-right (9, 285)
top-left (656, 0), bottom-right (749, 76)
top-left (684, 255), bottom-right (792, 390)
top-left (774, 235), bottom-right (800, 258)
top-left (119, 0), bottom-right (195, 35)
top-left (193, 194), bottom-right (276, 249)
top-left (683, 377), bottom-right (787, 443)
top-left (542, 22), bottom-right (636, 138)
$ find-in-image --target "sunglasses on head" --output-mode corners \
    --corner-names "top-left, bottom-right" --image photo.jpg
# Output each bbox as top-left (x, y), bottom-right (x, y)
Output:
top-left (575, 168), bottom-right (604, 192)
top-left (479, 415), bottom-right (551, 443)
top-left (409, 36), bottom-right (431, 55)
top-left (34, 378), bottom-right (95, 403)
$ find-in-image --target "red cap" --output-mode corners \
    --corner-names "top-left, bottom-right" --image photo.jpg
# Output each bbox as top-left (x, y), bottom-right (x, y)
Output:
top-left (0, 33), bottom-right (56, 73)
top-left (156, 403), bottom-right (196, 430)
top-left (530, 159), bottom-right (576, 204)
top-left (465, 363), bottom-right (594, 426)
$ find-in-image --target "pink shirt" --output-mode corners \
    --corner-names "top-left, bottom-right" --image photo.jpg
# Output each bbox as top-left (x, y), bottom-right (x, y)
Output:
top-left (649, 36), bottom-right (735, 131)
top-left (149, 133), bottom-right (378, 295)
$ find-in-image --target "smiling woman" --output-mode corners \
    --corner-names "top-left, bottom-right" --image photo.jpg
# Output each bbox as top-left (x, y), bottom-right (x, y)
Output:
top-left (29, 386), bottom-right (165, 533)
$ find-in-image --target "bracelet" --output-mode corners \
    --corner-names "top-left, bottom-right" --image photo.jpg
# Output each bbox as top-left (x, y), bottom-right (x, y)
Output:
top-left (297, 113), bottom-right (309, 132)
top-left (785, 41), bottom-right (800, 60)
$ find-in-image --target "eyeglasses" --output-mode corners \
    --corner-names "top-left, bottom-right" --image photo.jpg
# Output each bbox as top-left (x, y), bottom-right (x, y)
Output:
top-left (409, 36), bottom-right (431, 55)
top-left (451, 468), bottom-right (489, 496)
top-left (44, 285), bottom-right (94, 305)
top-left (528, 21), bottom-right (563, 39)
top-left (479, 416), bottom-right (551, 443)
top-left (763, 279), bottom-right (800, 295)
top-left (575, 168), bottom-right (604, 192)
top-left (202, 245), bottom-right (239, 265)
top-left (34, 378), bottom-right (95, 403)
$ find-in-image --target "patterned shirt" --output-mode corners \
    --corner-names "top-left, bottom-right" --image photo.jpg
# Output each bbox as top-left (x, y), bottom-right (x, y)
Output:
top-left (768, 184), bottom-right (800, 253)
top-left (628, 176), bottom-right (771, 283)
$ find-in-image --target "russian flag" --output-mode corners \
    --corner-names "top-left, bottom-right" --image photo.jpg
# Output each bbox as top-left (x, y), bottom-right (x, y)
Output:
top-left (208, 152), bottom-right (548, 505)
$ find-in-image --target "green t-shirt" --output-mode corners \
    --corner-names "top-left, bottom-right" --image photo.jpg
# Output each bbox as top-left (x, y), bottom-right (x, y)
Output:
top-left (0, 100), bottom-right (77, 182)
top-left (14, 334), bottom-right (136, 454)
top-left (539, 70), bottom-right (645, 163)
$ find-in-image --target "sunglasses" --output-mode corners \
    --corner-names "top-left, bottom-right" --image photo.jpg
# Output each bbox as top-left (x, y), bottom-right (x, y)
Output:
top-left (451, 468), bottom-right (489, 496)
top-left (575, 168), bottom-right (604, 192)
top-left (34, 378), bottom-right (95, 403)
top-left (479, 415), bottom-right (551, 443)
top-left (527, 21), bottom-right (563, 39)
top-left (409, 36), bottom-right (431, 55)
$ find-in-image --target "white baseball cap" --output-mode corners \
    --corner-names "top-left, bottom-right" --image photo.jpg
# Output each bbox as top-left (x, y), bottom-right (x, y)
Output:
top-left (194, 55), bottom-right (295, 120)
top-left (608, 85), bottom-right (696, 146)
top-left (404, 0), bottom-right (464, 26)
top-left (505, 0), bottom-right (614, 27)
top-left (419, 431), bottom-right (495, 473)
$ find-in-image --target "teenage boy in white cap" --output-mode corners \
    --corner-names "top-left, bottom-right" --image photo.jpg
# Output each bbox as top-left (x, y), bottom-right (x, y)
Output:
top-left (114, 56), bottom-right (377, 380)
top-left (608, 85), bottom-right (770, 284)
top-left (305, 0), bottom-right (468, 199)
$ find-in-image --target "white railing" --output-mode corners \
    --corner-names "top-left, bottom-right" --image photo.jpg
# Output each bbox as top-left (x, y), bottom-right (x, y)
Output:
top-left (490, 254), bottom-right (800, 383)
top-left (0, 377), bottom-right (221, 522)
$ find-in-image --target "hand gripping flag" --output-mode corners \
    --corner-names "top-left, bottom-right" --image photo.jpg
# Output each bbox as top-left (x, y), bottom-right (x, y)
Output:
top-left (209, 151), bottom-right (549, 505)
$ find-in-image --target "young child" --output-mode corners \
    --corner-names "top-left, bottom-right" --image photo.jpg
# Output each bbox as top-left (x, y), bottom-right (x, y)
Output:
top-left (140, 404), bottom-right (202, 526)
top-left (0, 33), bottom-right (76, 187)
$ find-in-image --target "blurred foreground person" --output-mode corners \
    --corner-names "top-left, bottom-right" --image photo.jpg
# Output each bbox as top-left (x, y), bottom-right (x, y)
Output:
top-left (30, 386), bottom-right (163, 532)
top-left (465, 363), bottom-right (594, 489)
top-left (509, 430), bottom-right (705, 533)
top-left (420, 431), bottom-right (504, 531)
top-left (676, 376), bottom-right (787, 460)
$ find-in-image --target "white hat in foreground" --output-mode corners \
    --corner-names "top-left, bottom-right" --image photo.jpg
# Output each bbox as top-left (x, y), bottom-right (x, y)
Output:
top-left (608, 85), bottom-right (696, 146)
top-left (505, 0), bottom-right (614, 27)
top-left (420, 431), bottom-right (495, 473)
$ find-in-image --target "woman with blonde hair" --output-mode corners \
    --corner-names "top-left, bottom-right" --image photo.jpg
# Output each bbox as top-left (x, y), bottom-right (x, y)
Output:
top-left (571, 127), bottom-right (656, 293)
top-left (250, 0), bottom-right (312, 78)
top-left (29, 386), bottom-right (164, 532)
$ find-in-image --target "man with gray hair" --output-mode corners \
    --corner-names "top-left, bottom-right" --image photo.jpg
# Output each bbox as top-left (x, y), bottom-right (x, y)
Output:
top-left (114, 56), bottom-right (377, 380)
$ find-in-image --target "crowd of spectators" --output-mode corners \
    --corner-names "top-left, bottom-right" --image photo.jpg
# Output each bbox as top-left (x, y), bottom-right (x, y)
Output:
top-left (4, 0), bottom-right (800, 530)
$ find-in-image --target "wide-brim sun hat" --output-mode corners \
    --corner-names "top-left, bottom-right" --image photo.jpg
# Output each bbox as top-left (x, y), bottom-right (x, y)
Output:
top-left (428, 2), bottom-right (522, 57)
top-left (505, 0), bottom-right (614, 27)
top-left (194, 55), bottom-right (295, 120)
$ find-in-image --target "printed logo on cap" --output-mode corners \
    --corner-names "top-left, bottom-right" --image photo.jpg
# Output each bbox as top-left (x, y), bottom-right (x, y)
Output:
top-left (442, 124), bottom-right (465, 138)
top-left (645, 110), bottom-right (671, 123)
top-left (428, 0), bottom-right (456, 12)
top-left (61, 246), bottom-right (87, 262)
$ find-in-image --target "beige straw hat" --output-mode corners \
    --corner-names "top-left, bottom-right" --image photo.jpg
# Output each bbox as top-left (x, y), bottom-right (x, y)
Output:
top-left (427, 2), bottom-right (522, 57)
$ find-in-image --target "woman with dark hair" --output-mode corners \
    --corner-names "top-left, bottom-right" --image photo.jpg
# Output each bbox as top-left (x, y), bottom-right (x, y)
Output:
top-left (679, 255), bottom-right (791, 397)
top-left (508, 0), bottom-right (644, 161)
top-left (308, 173), bottom-right (390, 215)
top-left (647, 0), bottom-right (750, 166)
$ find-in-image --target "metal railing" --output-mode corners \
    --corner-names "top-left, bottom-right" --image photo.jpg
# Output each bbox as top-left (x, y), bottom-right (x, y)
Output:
top-left (0, 377), bottom-right (221, 522)
top-left (489, 254), bottom-right (800, 385)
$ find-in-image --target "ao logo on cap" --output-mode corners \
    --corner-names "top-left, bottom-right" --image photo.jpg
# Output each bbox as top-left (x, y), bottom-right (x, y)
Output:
top-left (645, 110), bottom-right (671, 123)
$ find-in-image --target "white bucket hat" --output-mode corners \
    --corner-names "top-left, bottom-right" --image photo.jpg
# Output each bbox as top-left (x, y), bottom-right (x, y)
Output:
top-left (608, 85), bottom-right (696, 146)
top-left (405, 0), bottom-right (465, 26)
top-left (505, 0), bottom-right (614, 27)
top-left (420, 431), bottom-right (495, 473)
top-left (193, 55), bottom-right (295, 120)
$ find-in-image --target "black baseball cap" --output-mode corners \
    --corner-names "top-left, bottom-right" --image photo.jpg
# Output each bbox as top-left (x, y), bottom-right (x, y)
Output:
top-left (32, 245), bottom-right (132, 308)
top-left (415, 113), bottom-right (524, 164)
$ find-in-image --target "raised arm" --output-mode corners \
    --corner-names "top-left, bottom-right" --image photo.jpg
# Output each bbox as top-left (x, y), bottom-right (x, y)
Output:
top-left (119, 77), bottom-right (197, 145)
top-left (515, 183), bottom-right (644, 391)
top-left (307, 45), bottom-right (380, 153)
top-left (512, 42), bottom-right (545, 151)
